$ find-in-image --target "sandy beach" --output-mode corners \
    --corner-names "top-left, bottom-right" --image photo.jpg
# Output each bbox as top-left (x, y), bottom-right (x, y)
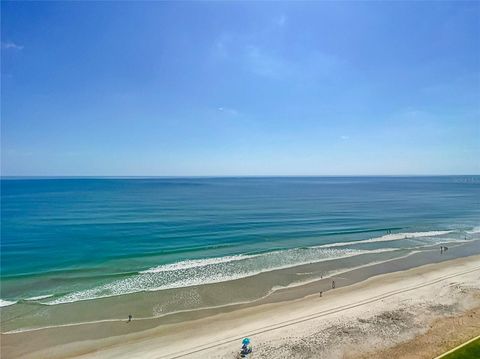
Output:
top-left (3, 0), bottom-right (480, 357)
top-left (2, 253), bottom-right (480, 359)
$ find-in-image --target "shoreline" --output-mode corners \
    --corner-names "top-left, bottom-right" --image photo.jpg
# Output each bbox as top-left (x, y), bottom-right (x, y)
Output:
top-left (2, 251), bottom-right (480, 358)
top-left (2, 238), bottom-right (479, 335)
top-left (2, 229), bottom-right (474, 307)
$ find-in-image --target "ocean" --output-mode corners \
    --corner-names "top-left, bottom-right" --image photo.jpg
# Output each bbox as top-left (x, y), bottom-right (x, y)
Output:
top-left (1, 176), bottom-right (479, 311)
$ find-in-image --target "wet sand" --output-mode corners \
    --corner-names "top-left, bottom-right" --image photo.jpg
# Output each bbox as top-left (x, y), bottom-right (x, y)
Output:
top-left (2, 239), bottom-right (478, 335)
top-left (2, 249), bottom-right (480, 358)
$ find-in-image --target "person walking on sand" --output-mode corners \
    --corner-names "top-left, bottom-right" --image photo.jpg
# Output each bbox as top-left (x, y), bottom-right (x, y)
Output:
top-left (332, 280), bottom-right (335, 289)
top-left (127, 314), bottom-right (132, 323)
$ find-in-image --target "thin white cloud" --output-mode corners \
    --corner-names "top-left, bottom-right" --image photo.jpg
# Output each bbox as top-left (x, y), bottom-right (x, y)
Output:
top-left (2, 42), bottom-right (24, 50)
top-left (212, 34), bottom-right (232, 59)
top-left (244, 46), bottom-right (345, 81)
top-left (6, 149), bottom-right (32, 156)
top-left (244, 45), bottom-right (292, 79)
top-left (275, 15), bottom-right (287, 27)
top-left (340, 135), bottom-right (349, 140)
top-left (218, 107), bottom-right (239, 116)
top-left (211, 27), bottom-right (345, 82)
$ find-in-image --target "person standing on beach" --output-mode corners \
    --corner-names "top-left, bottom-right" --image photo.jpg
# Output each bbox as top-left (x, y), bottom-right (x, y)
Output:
top-left (332, 280), bottom-right (335, 289)
top-left (127, 314), bottom-right (132, 323)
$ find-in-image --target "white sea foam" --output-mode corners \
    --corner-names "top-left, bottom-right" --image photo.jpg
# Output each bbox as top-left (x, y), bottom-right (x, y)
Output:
top-left (46, 247), bottom-right (386, 305)
top-left (140, 254), bottom-right (260, 274)
top-left (0, 299), bottom-right (17, 307)
top-left (316, 230), bottom-right (453, 248)
top-left (467, 226), bottom-right (480, 234)
top-left (24, 294), bottom-right (54, 301)
top-left (39, 229), bottom-right (459, 306)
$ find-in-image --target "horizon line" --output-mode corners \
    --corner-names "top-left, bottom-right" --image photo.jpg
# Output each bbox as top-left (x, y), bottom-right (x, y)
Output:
top-left (1, 174), bottom-right (480, 180)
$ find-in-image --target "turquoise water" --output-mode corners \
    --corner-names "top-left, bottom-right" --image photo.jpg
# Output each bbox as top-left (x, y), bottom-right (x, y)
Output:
top-left (1, 176), bottom-right (479, 306)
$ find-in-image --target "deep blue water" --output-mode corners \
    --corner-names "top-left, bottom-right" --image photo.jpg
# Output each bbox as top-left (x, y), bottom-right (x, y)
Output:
top-left (1, 176), bottom-right (479, 304)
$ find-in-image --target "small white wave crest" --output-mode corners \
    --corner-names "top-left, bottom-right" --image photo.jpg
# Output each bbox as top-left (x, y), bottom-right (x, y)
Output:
top-left (24, 294), bottom-right (55, 301)
top-left (46, 247), bottom-right (380, 305)
top-left (141, 254), bottom-right (260, 274)
top-left (0, 299), bottom-right (17, 307)
top-left (317, 230), bottom-right (453, 248)
top-left (467, 226), bottom-right (480, 234)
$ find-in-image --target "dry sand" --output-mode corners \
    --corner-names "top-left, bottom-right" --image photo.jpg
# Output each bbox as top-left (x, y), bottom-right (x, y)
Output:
top-left (2, 255), bottom-right (480, 359)
top-left (355, 306), bottom-right (480, 359)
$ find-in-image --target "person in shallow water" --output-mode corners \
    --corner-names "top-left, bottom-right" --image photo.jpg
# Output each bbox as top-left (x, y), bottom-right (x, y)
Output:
top-left (127, 314), bottom-right (132, 323)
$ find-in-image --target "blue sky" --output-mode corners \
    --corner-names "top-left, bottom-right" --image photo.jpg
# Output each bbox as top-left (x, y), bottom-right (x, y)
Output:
top-left (1, 1), bottom-right (479, 176)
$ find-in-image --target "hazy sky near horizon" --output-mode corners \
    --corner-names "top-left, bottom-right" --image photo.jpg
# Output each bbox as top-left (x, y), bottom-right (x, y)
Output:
top-left (1, 1), bottom-right (479, 176)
